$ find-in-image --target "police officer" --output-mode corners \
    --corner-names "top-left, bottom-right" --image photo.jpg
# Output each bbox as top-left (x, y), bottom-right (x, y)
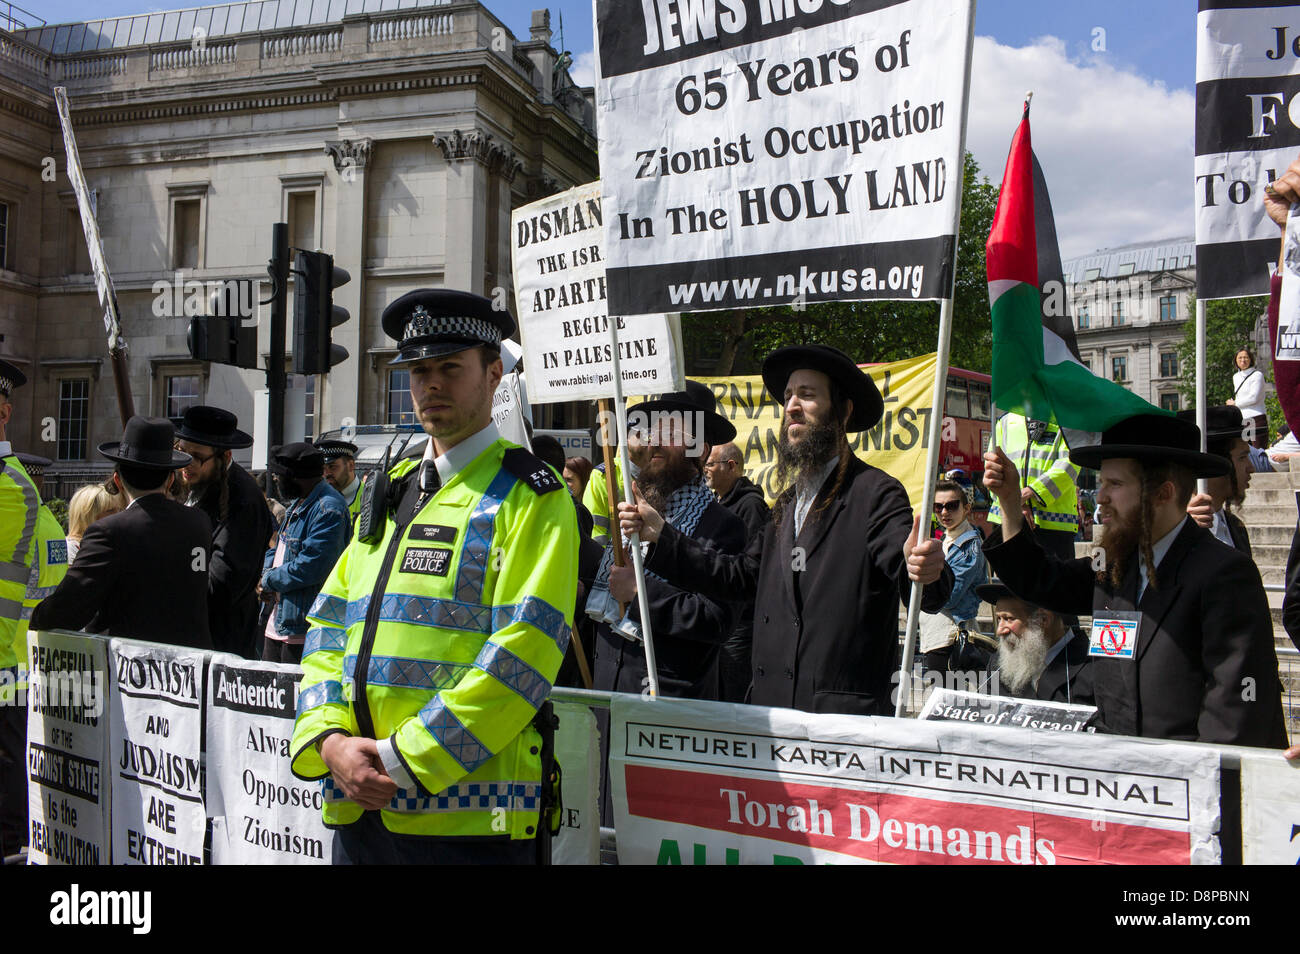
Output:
top-left (317, 438), bottom-right (363, 523)
top-left (986, 411), bottom-right (1080, 559)
top-left (290, 290), bottom-right (579, 864)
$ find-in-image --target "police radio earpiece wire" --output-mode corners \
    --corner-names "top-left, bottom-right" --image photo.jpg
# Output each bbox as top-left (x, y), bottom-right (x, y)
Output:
top-left (896, 2), bottom-right (976, 717)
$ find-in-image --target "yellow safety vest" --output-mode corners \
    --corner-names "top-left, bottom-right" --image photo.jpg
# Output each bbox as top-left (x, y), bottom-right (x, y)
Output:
top-left (986, 414), bottom-right (1080, 533)
top-left (291, 437), bottom-right (578, 839)
top-left (0, 454), bottom-right (41, 696)
top-left (580, 455), bottom-right (623, 546)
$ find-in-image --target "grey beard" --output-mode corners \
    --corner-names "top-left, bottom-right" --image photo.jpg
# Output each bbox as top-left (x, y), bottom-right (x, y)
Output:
top-left (997, 620), bottom-right (1052, 695)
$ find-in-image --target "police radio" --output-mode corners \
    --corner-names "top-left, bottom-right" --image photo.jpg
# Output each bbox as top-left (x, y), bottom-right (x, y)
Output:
top-left (357, 447), bottom-right (391, 545)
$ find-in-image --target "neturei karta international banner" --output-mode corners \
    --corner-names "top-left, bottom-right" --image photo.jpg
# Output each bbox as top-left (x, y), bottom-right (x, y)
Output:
top-left (108, 639), bottom-right (206, 865)
top-left (205, 655), bottom-right (333, 864)
top-left (1196, 1), bottom-right (1300, 299)
top-left (513, 182), bottom-right (684, 403)
top-left (25, 630), bottom-right (109, 865)
top-left (698, 352), bottom-right (936, 507)
top-left (611, 696), bottom-right (1221, 865)
top-left (594, 0), bottom-right (972, 315)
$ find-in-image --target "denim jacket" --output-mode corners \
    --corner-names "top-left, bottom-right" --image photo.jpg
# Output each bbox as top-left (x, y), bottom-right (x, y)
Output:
top-left (941, 525), bottom-right (987, 624)
top-left (261, 480), bottom-right (351, 637)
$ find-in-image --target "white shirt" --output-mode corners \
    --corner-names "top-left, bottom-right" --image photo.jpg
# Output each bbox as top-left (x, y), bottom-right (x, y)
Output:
top-left (793, 458), bottom-right (840, 538)
top-left (420, 421), bottom-right (501, 486)
top-left (1210, 509), bottom-right (1235, 548)
top-left (1232, 368), bottom-right (1265, 417)
top-left (1138, 516), bottom-right (1189, 603)
top-left (340, 475), bottom-right (362, 506)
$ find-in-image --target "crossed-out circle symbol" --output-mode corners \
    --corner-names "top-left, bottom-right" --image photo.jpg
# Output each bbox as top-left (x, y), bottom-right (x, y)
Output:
top-left (1099, 622), bottom-right (1126, 656)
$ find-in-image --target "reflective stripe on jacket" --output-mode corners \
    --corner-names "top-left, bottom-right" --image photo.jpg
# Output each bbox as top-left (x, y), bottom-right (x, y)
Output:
top-left (0, 456), bottom-right (41, 689)
top-left (290, 437), bottom-right (578, 838)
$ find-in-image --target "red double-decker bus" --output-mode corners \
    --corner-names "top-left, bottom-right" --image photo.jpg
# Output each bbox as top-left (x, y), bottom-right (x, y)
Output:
top-left (941, 367), bottom-right (992, 477)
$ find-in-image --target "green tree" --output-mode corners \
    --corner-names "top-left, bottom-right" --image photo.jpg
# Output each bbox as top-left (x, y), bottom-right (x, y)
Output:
top-left (1174, 294), bottom-right (1277, 437)
top-left (680, 152), bottom-right (1000, 375)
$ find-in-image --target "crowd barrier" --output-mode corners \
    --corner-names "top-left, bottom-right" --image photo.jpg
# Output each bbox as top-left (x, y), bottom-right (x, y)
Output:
top-left (19, 630), bottom-right (1300, 865)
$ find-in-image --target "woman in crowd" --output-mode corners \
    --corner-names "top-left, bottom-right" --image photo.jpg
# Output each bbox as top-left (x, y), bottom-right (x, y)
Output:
top-left (563, 455), bottom-right (593, 501)
top-left (1228, 346), bottom-right (1268, 448)
top-left (65, 483), bottom-right (123, 561)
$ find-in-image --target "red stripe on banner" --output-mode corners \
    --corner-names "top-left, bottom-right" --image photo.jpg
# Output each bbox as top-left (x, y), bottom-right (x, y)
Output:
top-left (624, 765), bottom-right (1191, 865)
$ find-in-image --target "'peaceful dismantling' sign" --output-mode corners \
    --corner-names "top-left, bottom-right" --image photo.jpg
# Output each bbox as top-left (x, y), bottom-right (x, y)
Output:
top-left (594, 0), bottom-right (971, 315)
top-left (611, 697), bottom-right (1221, 865)
top-left (1196, 1), bottom-right (1300, 299)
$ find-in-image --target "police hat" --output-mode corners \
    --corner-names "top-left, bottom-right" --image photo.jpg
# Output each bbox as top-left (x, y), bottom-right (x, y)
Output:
top-left (315, 438), bottom-right (358, 463)
top-left (761, 345), bottom-right (883, 432)
top-left (268, 442), bottom-right (324, 479)
top-left (381, 289), bottom-right (515, 365)
top-left (15, 453), bottom-right (51, 476)
top-left (0, 358), bottom-right (27, 398)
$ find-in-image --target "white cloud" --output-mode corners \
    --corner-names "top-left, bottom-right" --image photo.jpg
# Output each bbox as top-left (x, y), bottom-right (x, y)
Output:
top-left (966, 35), bottom-right (1195, 260)
top-left (568, 49), bottom-right (597, 89)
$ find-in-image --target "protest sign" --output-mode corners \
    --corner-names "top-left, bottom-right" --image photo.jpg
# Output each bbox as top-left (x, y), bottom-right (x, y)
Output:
top-left (108, 639), bottom-right (206, 865)
top-left (698, 352), bottom-right (937, 506)
top-left (205, 655), bottom-right (332, 864)
top-left (919, 687), bottom-right (1098, 734)
top-left (594, 0), bottom-right (972, 315)
top-left (1195, 1), bottom-right (1300, 299)
top-left (552, 701), bottom-right (601, 865)
top-left (1239, 752), bottom-right (1300, 865)
top-left (513, 182), bottom-right (684, 402)
top-left (1278, 203), bottom-right (1300, 359)
top-left (610, 696), bottom-right (1221, 865)
top-left (492, 371), bottom-right (533, 449)
top-left (25, 631), bottom-right (109, 865)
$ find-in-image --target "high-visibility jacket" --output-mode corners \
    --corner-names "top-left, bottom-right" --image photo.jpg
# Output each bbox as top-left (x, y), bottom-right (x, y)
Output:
top-left (580, 455), bottom-right (623, 546)
top-left (0, 453), bottom-right (41, 700)
top-left (291, 436), bottom-right (578, 839)
top-left (986, 414), bottom-right (1080, 533)
top-left (13, 502), bottom-right (69, 690)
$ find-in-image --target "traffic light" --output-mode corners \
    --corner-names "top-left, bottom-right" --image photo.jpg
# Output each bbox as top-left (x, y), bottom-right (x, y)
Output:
top-left (292, 250), bottom-right (350, 374)
top-left (186, 280), bottom-right (258, 368)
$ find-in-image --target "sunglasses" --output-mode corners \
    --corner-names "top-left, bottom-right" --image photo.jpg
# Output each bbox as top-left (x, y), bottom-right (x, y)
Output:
top-left (933, 501), bottom-right (964, 514)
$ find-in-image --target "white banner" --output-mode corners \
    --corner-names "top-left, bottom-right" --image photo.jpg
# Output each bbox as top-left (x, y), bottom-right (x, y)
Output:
top-left (1195, 2), bottom-right (1300, 298)
top-left (108, 640), bottom-right (206, 865)
top-left (492, 371), bottom-right (533, 449)
top-left (919, 687), bottom-right (1098, 733)
top-left (513, 182), bottom-right (684, 403)
top-left (204, 655), bottom-right (333, 864)
top-left (552, 701), bottom-right (601, 865)
top-left (1240, 752), bottom-right (1300, 865)
top-left (594, 0), bottom-right (971, 314)
top-left (611, 697), bottom-right (1220, 865)
top-left (25, 631), bottom-right (110, 865)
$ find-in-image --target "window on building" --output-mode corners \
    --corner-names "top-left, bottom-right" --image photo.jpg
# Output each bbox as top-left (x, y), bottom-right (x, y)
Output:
top-left (164, 374), bottom-right (200, 426)
top-left (1155, 258), bottom-right (1164, 270)
top-left (57, 378), bottom-right (90, 461)
top-left (1085, 267), bottom-right (1101, 281)
top-left (1080, 354), bottom-right (1092, 373)
top-left (1111, 301), bottom-right (1124, 326)
top-left (1182, 256), bottom-right (1192, 268)
top-left (1078, 304), bottom-right (1090, 329)
top-left (288, 192), bottom-right (317, 254)
top-left (1111, 356), bottom-right (1128, 382)
top-left (1159, 295), bottom-right (1177, 321)
top-left (1117, 262), bottom-right (1135, 276)
top-left (1160, 393), bottom-right (1181, 412)
top-left (0, 201), bottom-right (8, 269)
top-left (1159, 352), bottom-right (1179, 378)
top-left (66, 209), bottom-right (90, 274)
top-left (173, 199), bottom-right (201, 270)
top-left (388, 369), bottom-right (414, 426)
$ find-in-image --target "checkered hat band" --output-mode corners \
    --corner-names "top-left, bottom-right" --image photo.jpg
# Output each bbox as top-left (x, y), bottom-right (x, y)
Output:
top-left (0, 376), bottom-right (12, 396)
top-left (404, 313), bottom-right (500, 347)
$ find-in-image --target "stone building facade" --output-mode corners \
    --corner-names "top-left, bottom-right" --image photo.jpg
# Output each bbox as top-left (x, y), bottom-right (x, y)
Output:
top-left (0, 0), bottom-right (597, 480)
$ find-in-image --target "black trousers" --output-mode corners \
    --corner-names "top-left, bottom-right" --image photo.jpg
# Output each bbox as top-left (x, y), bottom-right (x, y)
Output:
top-left (261, 637), bottom-right (303, 665)
top-left (331, 811), bottom-right (538, 864)
top-left (0, 701), bottom-right (26, 857)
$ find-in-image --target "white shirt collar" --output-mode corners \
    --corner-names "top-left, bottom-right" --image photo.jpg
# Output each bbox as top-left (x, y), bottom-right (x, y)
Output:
top-left (1139, 515), bottom-right (1189, 599)
top-left (1210, 508), bottom-right (1235, 547)
top-left (793, 457), bottom-right (840, 537)
top-left (0, 441), bottom-right (11, 457)
top-left (1042, 628), bottom-right (1074, 669)
top-left (422, 421), bottom-right (500, 485)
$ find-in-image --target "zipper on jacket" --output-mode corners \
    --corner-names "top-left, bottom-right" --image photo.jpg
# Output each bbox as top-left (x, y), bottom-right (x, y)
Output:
top-left (352, 485), bottom-right (432, 741)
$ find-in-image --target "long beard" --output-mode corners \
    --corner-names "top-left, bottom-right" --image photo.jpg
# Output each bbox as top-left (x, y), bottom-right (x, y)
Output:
top-left (1099, 494), bottom-right (1154, 589)
top-left (998, 620), bottom-right (1051, 695)
top-left (774, 414), bottom-right (842, 496)
top-left (638, 453), bottom-right (698, 512)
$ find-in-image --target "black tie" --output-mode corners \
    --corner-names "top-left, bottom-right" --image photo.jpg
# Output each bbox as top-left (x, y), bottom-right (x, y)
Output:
top-left (420, 461), bottom-right (441, 494)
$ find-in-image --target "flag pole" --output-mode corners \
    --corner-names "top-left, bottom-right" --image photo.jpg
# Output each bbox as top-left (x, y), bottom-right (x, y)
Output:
top-left (1195, 298), bottom-right (1208, 494)
top-left (896, 0), bottom-right (977, 717)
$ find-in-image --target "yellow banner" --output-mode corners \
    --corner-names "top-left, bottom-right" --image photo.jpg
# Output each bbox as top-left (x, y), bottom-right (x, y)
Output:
top-left (698, 353), bottom-right (939, 509)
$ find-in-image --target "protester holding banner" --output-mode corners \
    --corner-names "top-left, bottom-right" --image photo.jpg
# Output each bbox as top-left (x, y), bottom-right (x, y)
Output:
top-left (176, 406), bottom-right (275, 659)
top-left (291, 289), bottom-right (578, 864)
top-left (982, 414), bottom-right (1287, 747)
top-left (975, 580), bottom-right (1093, 706)
top-left (620, 346), bottom-right (950, 717)
top-left (1180, 406), bottom-right (1255, 556)
top-left (31, 416), bottom-right (214, 651)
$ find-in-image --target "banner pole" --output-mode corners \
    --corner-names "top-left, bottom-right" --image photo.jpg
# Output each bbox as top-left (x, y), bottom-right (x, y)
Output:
top-left (1196, 297), bottom-right (1208, 495)
top-left (606, 323), bottom-right (662, 697)
top-left (895, 0), bottom-right (977, 717)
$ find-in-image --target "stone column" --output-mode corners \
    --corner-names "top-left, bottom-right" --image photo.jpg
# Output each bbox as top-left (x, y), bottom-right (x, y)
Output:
top-left (433, 129), bottom-right (497, 296)
top-left (322, 137), bottom-right (371, 431)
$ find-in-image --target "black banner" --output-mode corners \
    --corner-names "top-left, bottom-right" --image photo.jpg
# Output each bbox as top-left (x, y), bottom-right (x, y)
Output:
top-left (1195, 75), bottom-right (1300, 155)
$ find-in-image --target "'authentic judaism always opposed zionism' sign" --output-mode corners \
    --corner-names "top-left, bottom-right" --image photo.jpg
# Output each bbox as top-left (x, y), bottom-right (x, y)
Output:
top-left (697, 352), bottom-right (938, 508)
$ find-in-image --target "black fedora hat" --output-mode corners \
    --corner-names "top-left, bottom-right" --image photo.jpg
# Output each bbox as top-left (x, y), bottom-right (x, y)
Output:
top-left (1068, 413), bottom-right (1229, 477)
top-left (176, 405), bottom-right (253, 449)
top-left (1176, 405), bottom-right (1247, 456)
top-left (976, 580), bottom-right (1020, 606)
top-left (99, 416), bottom-right (191, 470)
top-left (382, 289), bottom-right (515, 365)
top-left (761, 345), bottom-right (882, 432)
top-left (630, 380), bottom-right (736, 445)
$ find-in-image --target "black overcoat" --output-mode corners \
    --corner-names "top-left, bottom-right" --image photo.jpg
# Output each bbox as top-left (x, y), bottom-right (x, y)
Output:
top-left (646, 456), bottom-right (953, 715)
top-left (197, 461), bottom-right (275, 658)
top-left (984, 520), bottom-right (1287, 748)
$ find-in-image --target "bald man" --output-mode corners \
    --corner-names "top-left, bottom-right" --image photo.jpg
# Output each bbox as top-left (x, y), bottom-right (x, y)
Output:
top-left (704, 442), bottom-right (770, 702)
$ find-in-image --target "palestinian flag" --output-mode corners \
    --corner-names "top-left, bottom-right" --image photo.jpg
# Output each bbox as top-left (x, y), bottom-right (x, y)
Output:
top-left (987, 99), bottom-right (1167, 446)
